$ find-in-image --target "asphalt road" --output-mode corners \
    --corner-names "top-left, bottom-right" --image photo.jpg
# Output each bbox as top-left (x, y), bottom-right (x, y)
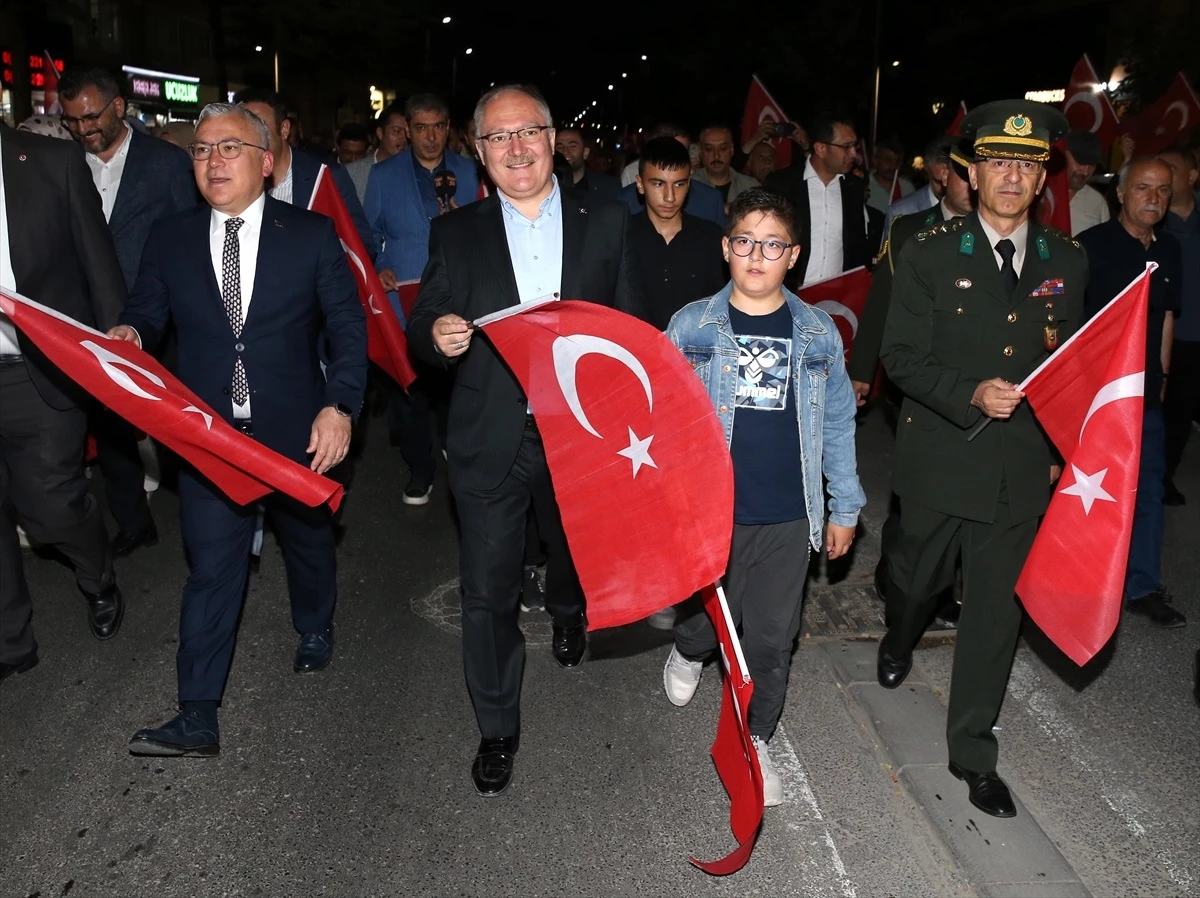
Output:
top-left (1, 406), bottom-right (1196, 898)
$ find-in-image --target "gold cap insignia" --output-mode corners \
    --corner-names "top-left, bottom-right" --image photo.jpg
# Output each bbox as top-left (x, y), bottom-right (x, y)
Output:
top-left (1003, 115), bottom-right (1034, 137)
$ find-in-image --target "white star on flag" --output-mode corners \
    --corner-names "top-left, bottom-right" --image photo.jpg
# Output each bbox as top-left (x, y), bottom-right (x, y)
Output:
top-left (616, 427), bottom-right (657, 477)
top-left (1059, 464), bottom-right (1117, 514)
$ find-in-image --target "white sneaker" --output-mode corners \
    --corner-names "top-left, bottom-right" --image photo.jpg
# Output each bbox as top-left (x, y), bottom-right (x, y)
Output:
top-left (752, 736), bottom-right (784, 807)
top-left (662, 645), bottom-right (703, 707)
top-left (647, 606), bottom-right (677, 630)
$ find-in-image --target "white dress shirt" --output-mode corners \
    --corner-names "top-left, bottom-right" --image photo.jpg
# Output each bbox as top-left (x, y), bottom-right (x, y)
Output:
top-left (209, 192), bottom-right (266, 417)
top-left (803, 158), bottom-right (845, 285)
top-left (1069, 184), bottom-right (1110, 237)
top-left (269, 157), bottom-right (294, 205)
top-left (0, 131), bottom-right (22, 356)
top-left (85, 122), bottom-right (133, 222)
top-left (977, 216), bottom-right (1030, 277)
top-left (498, 176), bottom-right (564, 304)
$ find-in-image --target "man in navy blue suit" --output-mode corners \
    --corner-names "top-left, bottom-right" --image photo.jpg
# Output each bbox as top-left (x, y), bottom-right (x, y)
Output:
top-left (109, 103), bottom-right (367, 756)
top-left (59, 67), bottom-right (201, 559)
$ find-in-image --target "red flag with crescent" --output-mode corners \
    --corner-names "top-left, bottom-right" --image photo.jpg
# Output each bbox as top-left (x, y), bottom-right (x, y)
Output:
top-left (1015, 264), bottom-right (1152, 665)
top-left (1062, 55), bottom-right (1121, 152)
top-left (308, 165), bottom-right (417, 390)
top-left (741, 75), bottom-right (793, 169)
top-left (797, 265), bottom-right (872, 363)
top-left (1120, 72), bottom-right (1200, 157)
top-left (1036, 142), bottom-right (1073, 235)
top-left (41, 50), bottom-right (62, 116)
top-left (476, 299), bottom-right (734, 630)
top-left (0, 287), bottom-right (344, 512)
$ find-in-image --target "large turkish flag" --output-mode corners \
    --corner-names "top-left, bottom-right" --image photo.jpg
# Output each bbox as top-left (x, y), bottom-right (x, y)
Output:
top-left (477, 299), bottom-right (734, 630)
top-left (1121, 72), bottom-right (1200, 157)
top-left (0, 288), bottom-right (344, 512)
top-left (1062, 55), bottom-right (1121, 152)
top-left (797, 265), bottom-right (872, 363)
top-left (1016, 265), bottom-right (1152, 665)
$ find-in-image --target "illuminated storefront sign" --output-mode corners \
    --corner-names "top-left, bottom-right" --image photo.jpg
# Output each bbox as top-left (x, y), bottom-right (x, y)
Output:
top-left (1, 51), bottom-right (66, 88)
top-left (121, 65), bottom-right (202, 107)
top-left (165, 80), bottom-right (198, 103)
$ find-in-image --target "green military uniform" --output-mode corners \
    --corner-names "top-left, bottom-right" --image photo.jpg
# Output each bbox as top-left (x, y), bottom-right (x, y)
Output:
top-left (879, 102), bottom-right (1088, 775)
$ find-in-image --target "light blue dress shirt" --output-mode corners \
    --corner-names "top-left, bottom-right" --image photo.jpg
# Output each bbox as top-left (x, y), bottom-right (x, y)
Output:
top-left (499, 175), bottom-right (563, 304)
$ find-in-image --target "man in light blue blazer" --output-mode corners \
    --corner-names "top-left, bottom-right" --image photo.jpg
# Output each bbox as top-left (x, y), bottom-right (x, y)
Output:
top-left (363, 93), bottom-right (479, 506)
top-left (881, 136), bottom-right (953, 239)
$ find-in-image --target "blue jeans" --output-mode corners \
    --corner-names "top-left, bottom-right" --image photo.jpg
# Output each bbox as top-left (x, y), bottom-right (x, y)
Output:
top-left (1126, 408), bottom-right (1166, 601)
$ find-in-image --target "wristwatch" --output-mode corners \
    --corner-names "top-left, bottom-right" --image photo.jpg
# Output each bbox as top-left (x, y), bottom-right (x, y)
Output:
top-left (331, 403), bottom-right (353, 418)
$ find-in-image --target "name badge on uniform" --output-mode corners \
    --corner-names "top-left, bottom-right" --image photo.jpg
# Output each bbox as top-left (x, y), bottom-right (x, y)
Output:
top-left (1030, 278), bottom-right (1065, 297)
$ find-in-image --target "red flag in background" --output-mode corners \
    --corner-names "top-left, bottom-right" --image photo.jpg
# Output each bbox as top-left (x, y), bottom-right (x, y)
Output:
top-left (1063, 55), bottom-right (1121, 152)
top-left (1121, 72), bottom-right (1200, 156)
top-left (1015, 264), bottom-right (1153, 666)
top-left (947, 101), bottom-right (968, 136)
top-left (477, 300), bottom-right (734, 630)
top-left (689, 583), bottom-right (764, 875)
top-left (0, 288), bottom-right (344, 511)
top-left (396, 279), bottom-right (420, 322)
top-left (797, 265), bottom-right (873, 363)
top-left (1037, 142), bottom-right (1073, 235)
top-left (308, 165), bottom-right (417, 390)
top-left (742, 75), bottom-right (793, 169)
top-left (42, 50), bottom-right (62, 115)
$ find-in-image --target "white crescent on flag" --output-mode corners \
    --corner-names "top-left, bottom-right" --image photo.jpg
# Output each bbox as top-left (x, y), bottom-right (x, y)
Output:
top-left (813, 300), bottom-right (859, 338)
top-left (1064, 90), bottom-right (1105, 134)
top-left (1079, 372), bottom-right (1144, 441)
top-left (80, 339), bottom-right (165, 401)
top-left (338, 239), bottom-right (383, 315)
top-left (1163, 100), bottom-right (1190, 134)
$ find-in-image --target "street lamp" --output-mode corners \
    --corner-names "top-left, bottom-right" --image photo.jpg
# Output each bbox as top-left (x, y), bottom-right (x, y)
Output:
top-left (255, 45), bottom-right (263, 52)
top-left (465, 47), bottom-right (473, 55)
top-left (641, 55), bottom-right (647, 61)
top-left (442, 15), bottom-right (451, 23)
top-left (607, 84), bottom-right (613, 90)
top-left (891, 59), bottom-right (900, 67)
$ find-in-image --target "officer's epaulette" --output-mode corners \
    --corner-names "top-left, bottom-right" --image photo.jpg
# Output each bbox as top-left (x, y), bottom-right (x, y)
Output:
top-left (913, 219), bottom-right (965, 243)
top-left (873, 238), bottom-right (889, 266)
top-left (1041, 224), bottom-right (1083, 250)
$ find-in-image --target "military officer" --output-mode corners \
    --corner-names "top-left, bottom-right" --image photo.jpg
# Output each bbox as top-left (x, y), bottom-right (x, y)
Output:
top-left (876, 101), bottom-right (1086, 818)
top-left (852, 137), bottom-right (977, 617)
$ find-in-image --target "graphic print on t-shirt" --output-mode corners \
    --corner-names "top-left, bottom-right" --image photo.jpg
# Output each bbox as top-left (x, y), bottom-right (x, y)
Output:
top-left (734, 334), bottom-right (792, 410)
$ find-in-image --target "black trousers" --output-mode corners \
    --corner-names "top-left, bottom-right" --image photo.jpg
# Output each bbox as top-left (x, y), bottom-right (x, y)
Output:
top-left (452, 419), bottom-right (585, 739)
top-left (175, 455), bottom-right (337, 703)
top-left (1164, 339), bottom-right (1200, 483)
top-left (93, 408), bottom-right (153, 535)
top-left (0, 361), bottom-right (112, 663)
top-left (884, 483), bottom-right (1036, 773)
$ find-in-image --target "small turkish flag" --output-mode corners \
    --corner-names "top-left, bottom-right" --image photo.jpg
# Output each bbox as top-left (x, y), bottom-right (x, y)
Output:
top-left (1036, 142), bottom-right (1073, 236)
top-left (308, 165), bottom-right (417, 390)
top-left (396, 279), bottom-right (420, 322)
top-left (1016, 264), bottom-right (1152, 665)
top-left (0, 288), bottom-right (344, 512)
top-left (1063, 55), bottom-right (1121, 152)
top-left (689, 583), bottom-right (764, 875)
top-left (476, 299), bottom-right (734, 630)
top-left (947, 101), bottom-right (968, 136)
top-left (42, 50), bottom-right (62, 116)
top-left (797, 265), bottom-right (872, 362)
top-left (742, 75), bottom-right (793, 169)
top-left (1121, 72), bottom-right (1200, 157)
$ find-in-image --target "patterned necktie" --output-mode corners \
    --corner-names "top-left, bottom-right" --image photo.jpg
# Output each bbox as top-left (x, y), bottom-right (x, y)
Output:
top-left (995, 238), bottom-right (1019, 295)
top-left (221, 217), bottom-right (249, 405)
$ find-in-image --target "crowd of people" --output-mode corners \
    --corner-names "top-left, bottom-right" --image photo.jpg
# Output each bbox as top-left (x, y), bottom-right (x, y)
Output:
top-left (2, 66), bottom-right (1197, 826)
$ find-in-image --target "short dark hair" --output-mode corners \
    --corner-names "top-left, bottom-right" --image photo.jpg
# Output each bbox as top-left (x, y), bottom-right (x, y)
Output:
top-left (232, 87), bottom-right (289, 132)
top-left (1159, 146), bottom-right (1198, 170)
top-left (337, 122), bottom-right (368, 144)
top-left (377, 101), bottom-right (406, 129)
top-left (875, 136), bottom-right (904, 157)
top-left (646, 122), bottom-right (689, 143)
top-left (556, 126), bottom-right (583, 140)
top-left (726, 187), bottom-right (800, 243)
top-left (638, 136), bottom-right (691, 174)
top-left (58, 67), bottom-right (122, 103)
top-left (698, 124), bottom-right (734, 142)
top-left (405, 92), bottom-right (449, 121)
top-left (809, 113), bottom-right (854, 147)
top-left (924, 136), bottom-right (954, 167)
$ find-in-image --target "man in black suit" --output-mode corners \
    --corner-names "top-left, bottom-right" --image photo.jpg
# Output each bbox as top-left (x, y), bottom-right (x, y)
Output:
top-left (109, 103), bottom-right (367, 755)
top-left (555, 127), bottom-right (620, 200)
top-left (59, 67), bottom-right (201, 558)
top-left (409, 84), bottom-right (642, 795)
top-left (764, 113), bottom-right (880, 289)
top-left (0, 124), bottom-right (127, 681)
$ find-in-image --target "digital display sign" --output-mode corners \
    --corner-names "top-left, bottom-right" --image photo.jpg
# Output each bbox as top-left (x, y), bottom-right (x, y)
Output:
top-left (120, 65), bottom-right (201, 107)
top-left (1, 51), bottom-right (66, 89)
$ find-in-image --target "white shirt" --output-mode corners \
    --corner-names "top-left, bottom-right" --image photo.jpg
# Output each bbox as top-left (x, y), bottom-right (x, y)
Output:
top-left (620, 159), bottom-right (639, 188)
top-left (1070, 184), bottom-right (1110, 237)
top-left (0, 131), bottom-right (20, 355)
top-left (977, 216), bottom-right (1030, 278)
top-left (498, 176), bottom-right (564, 305)
top-left (803, 158), bottom-right (846, 285)
top-left (209, 192), bottom-right (266, 417)
top-left (85, 122), bottom-right (133, 222)
top-left (270, 156), bottom-right (294, 205)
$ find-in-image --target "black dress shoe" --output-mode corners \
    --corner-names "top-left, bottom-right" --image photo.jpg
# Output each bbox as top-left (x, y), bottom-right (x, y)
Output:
top-left (81, 580), bottom-right (124, 640)
top-left (294, 627), bottom-right (334, 673)
top-left (0, 651), bottom-right (38, 683)
top-left (111, 522), bottom-right (158, 558)
top-left (1125, 590), bottom-right (1187, 628)
top-left (471, 736), bottom-right (518, 796)
top-left (129, 709), bottom-right (220, 757)
top-left (949, 762), bottom-right (1017, 818)
top-left (876, 634), bottom-right (912, 689)
top-left (552, 617), bottom-right (587, 668)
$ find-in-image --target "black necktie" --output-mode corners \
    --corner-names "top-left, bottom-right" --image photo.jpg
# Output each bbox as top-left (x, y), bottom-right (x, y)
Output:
top-left (221, 217), bottom-right (249, 405)
top-left (995, 238), bottom-right (1018, 294)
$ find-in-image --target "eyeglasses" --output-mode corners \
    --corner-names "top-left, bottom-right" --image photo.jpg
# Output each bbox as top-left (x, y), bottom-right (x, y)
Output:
top-left (980, 157), bottom-right (1043, 175)
top-left (186, 139), bottom-right (268, 161)
top-left (60, 96), bottom-right (117, 130)
top-left (478, 125), bottom-right (552, 148)
top-left (729, 236), bottom-right (795, 261)
top-left (820, 141), bottom-right (858, 151)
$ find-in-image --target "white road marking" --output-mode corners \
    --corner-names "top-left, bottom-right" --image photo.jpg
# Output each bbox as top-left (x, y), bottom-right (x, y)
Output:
top-left (1007, 656), bottom-right (1194, 894)
top-left (772, 723), bottom-right (859, 898)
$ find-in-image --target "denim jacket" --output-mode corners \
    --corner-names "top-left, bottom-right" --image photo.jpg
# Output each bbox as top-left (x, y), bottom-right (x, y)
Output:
top-left (666, 282), bottom-right (866, 550)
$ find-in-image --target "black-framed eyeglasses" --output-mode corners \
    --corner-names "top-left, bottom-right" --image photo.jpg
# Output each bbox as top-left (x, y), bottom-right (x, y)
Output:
top-left (478, 125), bottom-right (552, 148)
top-left (60, 96), bottom-right (117, 129)
top-left (729, 236), bottom-right (795, 261)
top-left (820, 140), bottom-right (858, 151)
top-left (186, 139), bottom-right (268, 161)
